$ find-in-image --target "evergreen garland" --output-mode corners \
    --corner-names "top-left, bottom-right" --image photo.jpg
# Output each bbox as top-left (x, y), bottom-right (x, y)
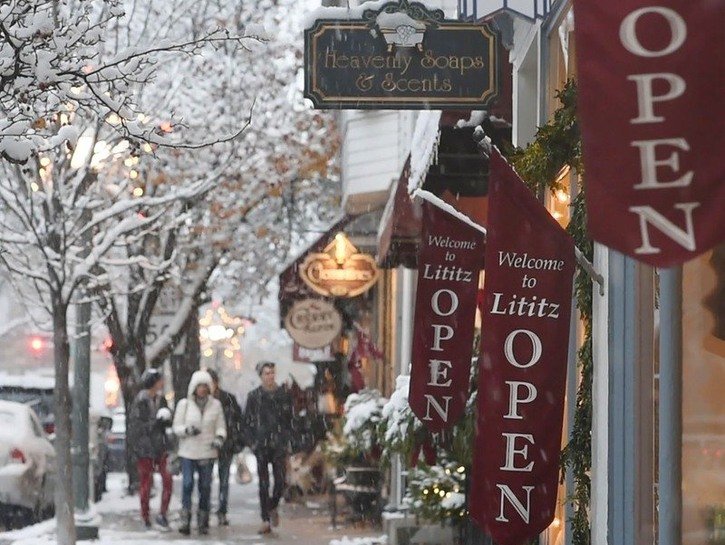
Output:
top-left (509, 80), bottom-right (593, 545)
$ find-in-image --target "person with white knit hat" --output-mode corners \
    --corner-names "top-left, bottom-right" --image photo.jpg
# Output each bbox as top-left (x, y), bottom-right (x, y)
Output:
top-left (172, 369), bottom-right (226, 535)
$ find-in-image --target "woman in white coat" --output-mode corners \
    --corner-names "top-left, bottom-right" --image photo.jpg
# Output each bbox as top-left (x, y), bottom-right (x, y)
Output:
top-left (172, 370), bottom-right (226, 535)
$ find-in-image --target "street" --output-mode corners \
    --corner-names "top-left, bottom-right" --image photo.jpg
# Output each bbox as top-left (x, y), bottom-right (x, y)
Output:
top-left (0, 459), bottom-right (382, 545)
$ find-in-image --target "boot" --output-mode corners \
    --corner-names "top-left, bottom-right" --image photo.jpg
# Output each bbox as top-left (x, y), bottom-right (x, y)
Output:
top-left (198, 510), bottom-right (210, 535)
top-left (217, 512), bottom-right (230, 526)
top-left (178, 509), bottom-right (191, 535)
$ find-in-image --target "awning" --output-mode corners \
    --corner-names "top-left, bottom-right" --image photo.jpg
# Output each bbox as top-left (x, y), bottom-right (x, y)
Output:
top-left (278, 216), bottom-right (352, 326)
top-left (377, 157), bottom-right (422, 269)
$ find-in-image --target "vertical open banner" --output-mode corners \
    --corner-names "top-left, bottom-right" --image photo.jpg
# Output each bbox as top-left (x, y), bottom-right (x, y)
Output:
top-left (470, 149), bottom-right (575, 545)
top-left (575, 0), bottom-right (725, 266)
top-left (408, 192), bottom-right (486, 433)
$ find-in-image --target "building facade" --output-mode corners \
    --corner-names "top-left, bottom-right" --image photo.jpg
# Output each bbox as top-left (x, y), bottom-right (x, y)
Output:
top-left (304, 1), bottom-right (724, 544)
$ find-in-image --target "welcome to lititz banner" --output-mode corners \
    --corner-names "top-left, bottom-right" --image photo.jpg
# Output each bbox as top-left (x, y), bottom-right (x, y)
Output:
top-left (575, 0), bottom-right (725, 266)
top-left (409, 192), bottom-right (486, 433)
top-left (470, 149), bottom-right (575, 545)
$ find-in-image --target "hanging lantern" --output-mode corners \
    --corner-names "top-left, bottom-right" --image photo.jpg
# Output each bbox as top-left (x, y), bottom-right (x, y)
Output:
top-left (459, 0), bottom-right (551, 22)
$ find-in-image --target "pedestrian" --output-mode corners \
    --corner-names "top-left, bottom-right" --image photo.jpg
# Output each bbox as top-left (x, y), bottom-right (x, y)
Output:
top-left (243, 361), bottom-right (293, 535)
top-left (172, 369), bottom-right (226, 535)
top-left (128, 368), bottom-right (173, 531)
top-left (207, 368), bottom-right (244, 526)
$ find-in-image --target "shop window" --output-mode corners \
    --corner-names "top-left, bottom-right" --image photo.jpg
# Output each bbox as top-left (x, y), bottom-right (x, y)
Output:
top-left (682, 247), bottom-right (725, 544)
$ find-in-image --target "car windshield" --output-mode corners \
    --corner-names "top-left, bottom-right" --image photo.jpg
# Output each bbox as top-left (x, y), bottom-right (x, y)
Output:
top-left (0, 388), bottom-right (54, 421)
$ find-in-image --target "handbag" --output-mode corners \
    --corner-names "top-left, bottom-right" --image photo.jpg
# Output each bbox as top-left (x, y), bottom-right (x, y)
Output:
top-left (235, 453), bottom-right (253, 485)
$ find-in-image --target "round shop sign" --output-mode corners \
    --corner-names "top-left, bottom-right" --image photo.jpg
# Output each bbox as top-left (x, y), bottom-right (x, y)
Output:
top-left (284, 299), bottom-right (343, 349)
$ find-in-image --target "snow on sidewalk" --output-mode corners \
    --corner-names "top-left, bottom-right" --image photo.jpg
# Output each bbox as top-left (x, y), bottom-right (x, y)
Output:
top-left (0, 469), bottom-right (382, 545)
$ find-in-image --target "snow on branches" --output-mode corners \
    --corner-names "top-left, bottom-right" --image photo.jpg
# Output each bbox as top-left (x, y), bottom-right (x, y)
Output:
top-left (0, 2), bottom-right (338, 543)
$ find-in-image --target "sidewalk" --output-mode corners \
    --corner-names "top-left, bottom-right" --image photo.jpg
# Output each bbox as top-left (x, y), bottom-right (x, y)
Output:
top-left (0, 472), bottom-right (383, 545)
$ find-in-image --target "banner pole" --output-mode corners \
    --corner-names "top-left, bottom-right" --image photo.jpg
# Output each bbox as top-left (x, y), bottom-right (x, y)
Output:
top-left (658, 266), bottom-right (682, 545)
top-left (574, 247), bottom-right (605, 295)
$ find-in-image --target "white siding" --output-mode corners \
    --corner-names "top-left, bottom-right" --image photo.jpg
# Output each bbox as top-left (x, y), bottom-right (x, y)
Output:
top-left (340, 111), bottom-right (410, 213)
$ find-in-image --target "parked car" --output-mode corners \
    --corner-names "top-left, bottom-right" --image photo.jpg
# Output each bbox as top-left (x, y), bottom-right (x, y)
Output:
top-left (0, 377), bottom-right (55, 435)
top-left (105, 408), bottom-right (127, 472)
top-left (0, 400), bottom-right (56, 528)
top-left (0, 375), bottom-right (111, 501)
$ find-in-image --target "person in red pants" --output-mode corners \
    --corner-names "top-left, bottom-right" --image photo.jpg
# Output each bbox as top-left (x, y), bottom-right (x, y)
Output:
top-left (129, 368), bottom-right (173, 530)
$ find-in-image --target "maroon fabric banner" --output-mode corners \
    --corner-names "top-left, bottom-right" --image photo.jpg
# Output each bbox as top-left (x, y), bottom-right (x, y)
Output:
top-left (470, 150), bottom-right (575, 545)
top-left (574, 0), bottom-right (725, 267)
top-left (409, 195), bottom-right (486, 433)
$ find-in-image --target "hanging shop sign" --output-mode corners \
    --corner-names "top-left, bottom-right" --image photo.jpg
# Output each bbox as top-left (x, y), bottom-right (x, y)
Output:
top-left (408, 192), bottom-right (486, 433)
top-left (304, 0), bottom-right (500, 110)
top-left (469, 149), bottom-right (575, 545)
top-left (284, 299), bottom-right (342, 349)
top-left (299, 233), bottom-right (380, 298)
top-left (293, 342), bottom-right (334, 363)
top-left (574, 1), bottom-right (725, 267)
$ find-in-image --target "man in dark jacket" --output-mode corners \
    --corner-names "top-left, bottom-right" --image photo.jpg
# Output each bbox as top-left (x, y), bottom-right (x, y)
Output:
top-left (129, 368), bottom-right (173, 530)
top-left (243, 361), bottom-right (293, 534)
top-left (208, 369), bottom-right (244, 526)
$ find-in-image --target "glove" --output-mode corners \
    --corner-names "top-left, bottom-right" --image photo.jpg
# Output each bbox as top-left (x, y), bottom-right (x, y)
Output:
top-left (186, 426), bottom-right (201, 437)
top-left (211, 436), bottom-right (224, 450)
top-left (156, 407), bottom-right (172, 423)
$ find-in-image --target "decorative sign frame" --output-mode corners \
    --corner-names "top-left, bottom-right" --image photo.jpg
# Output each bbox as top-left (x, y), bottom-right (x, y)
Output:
top-left (299, 234), bottom-right (380, 298)
top-left (304, 0), bottom-right (501, 110)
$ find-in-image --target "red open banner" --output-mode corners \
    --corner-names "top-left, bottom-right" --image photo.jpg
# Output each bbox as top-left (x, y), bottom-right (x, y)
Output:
top-left (575, 0), bottom-right (725, 267)
top-left (409, 193), bottom-right (486, 433)
top-left (470, 150), bottom-right (575, 545)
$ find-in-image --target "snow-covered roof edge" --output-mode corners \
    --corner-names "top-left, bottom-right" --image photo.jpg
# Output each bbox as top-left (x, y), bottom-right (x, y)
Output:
top-left (413, 189), bottom-right (487, 235)
top-left (408, 110), bottom-right (442, 194)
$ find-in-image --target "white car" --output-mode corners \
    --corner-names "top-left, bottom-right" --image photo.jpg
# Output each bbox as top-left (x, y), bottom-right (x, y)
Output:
top-left (0, 400), bottom-right (56, 528)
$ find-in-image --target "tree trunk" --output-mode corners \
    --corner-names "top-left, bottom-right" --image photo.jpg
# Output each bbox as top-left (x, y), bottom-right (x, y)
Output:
top-left (121, 378), bottom-right (139, 494)
top-left (109, 348), bottom-right (140, 494)
top-left (171, 301), bottom-right (201, 402)
top-left (53, 301), bottom-right (76, 545)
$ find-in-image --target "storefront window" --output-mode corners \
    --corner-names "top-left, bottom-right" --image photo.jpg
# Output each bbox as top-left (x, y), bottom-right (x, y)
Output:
top-left (682, 247), bottom-right (725, 544)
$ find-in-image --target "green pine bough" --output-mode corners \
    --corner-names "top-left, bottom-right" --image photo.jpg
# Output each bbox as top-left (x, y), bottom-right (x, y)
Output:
top-left (510, 79), bottom-right (593, 545)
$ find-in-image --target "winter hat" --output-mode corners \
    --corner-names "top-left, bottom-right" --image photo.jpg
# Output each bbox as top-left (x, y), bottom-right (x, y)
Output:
top-left (255, 361), bottom-right (276, 376)
top-left (187, 369), bottom-right (214, 397)
top-left (141, 368), bottom-right (163, 390)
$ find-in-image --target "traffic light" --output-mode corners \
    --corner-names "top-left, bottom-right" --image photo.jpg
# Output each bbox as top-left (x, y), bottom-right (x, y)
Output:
top-left (29, 336), bottom-right (44, 354)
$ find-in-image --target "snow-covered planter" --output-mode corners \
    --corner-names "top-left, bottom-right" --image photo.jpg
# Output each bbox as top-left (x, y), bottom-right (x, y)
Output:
top-left (342, 389), bottom-right (388, 461)
top-left (377, 375), bottom-right (424, 463)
